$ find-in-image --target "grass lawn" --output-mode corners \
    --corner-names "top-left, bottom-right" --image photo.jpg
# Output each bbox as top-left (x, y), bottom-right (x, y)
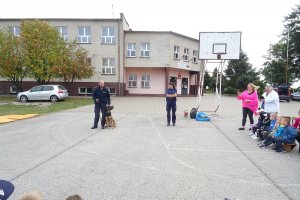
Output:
top-left (0, 96), bottom-right (93, 115)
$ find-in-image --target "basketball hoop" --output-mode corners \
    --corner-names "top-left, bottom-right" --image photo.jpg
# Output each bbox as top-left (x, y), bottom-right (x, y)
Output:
top-left (197, 32), bottom-right (242, 118)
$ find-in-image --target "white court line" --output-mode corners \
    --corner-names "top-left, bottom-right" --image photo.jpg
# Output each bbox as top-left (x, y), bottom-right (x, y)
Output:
top-left (148, 115), bottom-right (277, 186)
top-left (59, 113), bottom-right (300, 187)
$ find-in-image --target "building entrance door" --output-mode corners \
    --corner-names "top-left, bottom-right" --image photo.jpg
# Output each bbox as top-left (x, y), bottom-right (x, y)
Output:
top-left (181, 78), bottom-right (188, 95)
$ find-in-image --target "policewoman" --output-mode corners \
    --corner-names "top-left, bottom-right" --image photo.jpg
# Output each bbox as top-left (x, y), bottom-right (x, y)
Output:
top-left (91, 80), bottom-right (111, 129)
top-left (166, 82), bottom-right (177, 126)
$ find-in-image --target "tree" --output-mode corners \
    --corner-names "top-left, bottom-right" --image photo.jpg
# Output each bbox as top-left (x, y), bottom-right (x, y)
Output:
top-left (0, 30), bottom-right (28, 93)
top-left (21, 20), bottom-right (66, 84)
top-left (224, 50), bottom-right (259, 90)
top-left (283, 4), bottom-right (300, 82)
top-left (52, 40), bottom-right (94, 85)
top-left (262, 41), bottom-right (288, 84)
top-left (203, 71), bottom-right (212, 90)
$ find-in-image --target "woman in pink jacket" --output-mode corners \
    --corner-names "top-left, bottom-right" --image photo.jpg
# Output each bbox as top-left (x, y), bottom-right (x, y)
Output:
top-left (237, 83), bottom-right (259, 130)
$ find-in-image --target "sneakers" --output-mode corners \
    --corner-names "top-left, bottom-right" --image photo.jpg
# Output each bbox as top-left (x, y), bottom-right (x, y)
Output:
top-left (275, 148), bottom-right (286, 153)
top-left (258, 143), bottom-right (266, 148)
top-left (251, 135), bottom-right (258, 139)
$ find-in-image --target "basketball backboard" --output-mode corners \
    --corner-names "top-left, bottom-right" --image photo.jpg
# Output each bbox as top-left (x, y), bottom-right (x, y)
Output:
top-left (198, 32), bottom-right (241, 60)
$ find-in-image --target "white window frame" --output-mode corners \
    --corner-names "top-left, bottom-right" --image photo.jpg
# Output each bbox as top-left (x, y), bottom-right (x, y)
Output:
top-left (86, 57), bottom-right (92, 65)
top-left (193, 50), bottom-right (198, 63)
top-left (77, 26), bottom-right (91, 43)
top-left (101, 26), bottom-right (116, 44)
top-left (78, 87), bottom-right (93, 94)
top-left (108, 87), bottom-right (116, 95)
top-left (10, 86), bottom-right (17, 94)
top-left (141, 74), bottom-right (150, 88)
top-left (102, 58), bottom-right (116, 75)
top-left (174, 45), bottom-right (179, 60)
top-left (184, 48), bottom-right (189, 61)
top-left (56, 26), bottom-right (68, 42)
top-left (127, 43), bottom-right (136, 57)
top-left (141, 43), bottom-right (150, 57)
top-left (9, 26), bottom-right (20, 37)
top-left (128, 74), bottom-right (137, 88)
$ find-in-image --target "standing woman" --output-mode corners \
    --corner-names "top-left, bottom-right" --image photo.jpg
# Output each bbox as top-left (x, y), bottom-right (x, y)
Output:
top-left (166, 82), bottom-right (177, 126)
top-left (237, 83), bottom-right (259, 130)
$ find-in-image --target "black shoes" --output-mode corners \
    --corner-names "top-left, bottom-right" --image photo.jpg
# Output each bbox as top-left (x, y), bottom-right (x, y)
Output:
top-left (238, 127), bottom-right (245, 130)
top-left (167, 123), bottom-right (175, 126)
top-left (101, 126), bottom-right (105, 129)
top-left (91, 126), bottom-right (97, 129)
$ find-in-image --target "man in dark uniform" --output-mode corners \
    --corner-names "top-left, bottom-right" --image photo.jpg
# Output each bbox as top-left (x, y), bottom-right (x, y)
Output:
top-left (91, 80), bottom-right (111, 129)
top-left (166, 82), bottom-right (177, 126)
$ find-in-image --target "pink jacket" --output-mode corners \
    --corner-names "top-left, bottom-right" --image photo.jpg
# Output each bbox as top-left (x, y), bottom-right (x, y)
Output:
top-left (237, 90), bottom-right (259, 112)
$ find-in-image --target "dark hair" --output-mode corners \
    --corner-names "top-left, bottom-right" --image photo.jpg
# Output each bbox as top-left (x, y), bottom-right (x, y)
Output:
top-left (65, 195), bottom-right (83, 200)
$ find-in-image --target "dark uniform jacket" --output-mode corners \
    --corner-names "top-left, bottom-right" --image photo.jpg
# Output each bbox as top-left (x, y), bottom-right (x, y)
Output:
top-left (166, 88), bottom-right (177, 101)
top-left (92, 86), bottom-right (111, 105)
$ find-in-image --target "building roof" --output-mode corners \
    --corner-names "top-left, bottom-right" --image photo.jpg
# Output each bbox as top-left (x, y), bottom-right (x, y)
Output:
top-left (124, 30), bottom-right (198, 42)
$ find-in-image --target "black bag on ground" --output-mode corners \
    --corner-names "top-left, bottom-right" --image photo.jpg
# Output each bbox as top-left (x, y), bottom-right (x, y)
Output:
top-left (190, 108), bottom-right (197, 119)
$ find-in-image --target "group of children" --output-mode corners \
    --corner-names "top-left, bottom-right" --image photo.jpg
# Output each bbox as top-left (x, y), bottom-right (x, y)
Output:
top-left (249, 110), bottom-right (300, 153)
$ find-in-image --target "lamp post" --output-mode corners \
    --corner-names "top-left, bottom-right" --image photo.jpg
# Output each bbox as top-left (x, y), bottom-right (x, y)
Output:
top-left (286, 28), bottom-right (289, 84)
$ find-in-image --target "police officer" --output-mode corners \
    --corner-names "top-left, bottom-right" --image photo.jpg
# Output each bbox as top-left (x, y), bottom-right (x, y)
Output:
top-left (166, 82), bottom-right (177, 126)
top-left (91, 80), bottom-right (111, 129)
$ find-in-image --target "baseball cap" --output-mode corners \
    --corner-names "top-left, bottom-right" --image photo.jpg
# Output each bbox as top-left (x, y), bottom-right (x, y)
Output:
top-left (0, 180), bottom-right (14, 200)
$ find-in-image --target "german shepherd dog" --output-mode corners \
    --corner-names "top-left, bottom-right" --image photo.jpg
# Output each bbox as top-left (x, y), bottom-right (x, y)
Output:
top-left (105, 105), bottom-right (116, 128)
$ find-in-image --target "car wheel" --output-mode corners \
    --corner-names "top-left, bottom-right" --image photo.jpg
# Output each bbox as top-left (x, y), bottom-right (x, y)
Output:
top-left (20, 95), bottom-right (28, 103)
top-left (50, 95), bottom-right (59, 102)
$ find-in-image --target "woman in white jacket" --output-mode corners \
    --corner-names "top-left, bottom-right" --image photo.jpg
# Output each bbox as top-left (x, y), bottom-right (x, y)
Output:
top-left (262, 86), bottom-right (280, 113)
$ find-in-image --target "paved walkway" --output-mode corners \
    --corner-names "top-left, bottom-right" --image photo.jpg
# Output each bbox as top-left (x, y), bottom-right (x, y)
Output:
top-left (0, 95), bottom-right (299, 200)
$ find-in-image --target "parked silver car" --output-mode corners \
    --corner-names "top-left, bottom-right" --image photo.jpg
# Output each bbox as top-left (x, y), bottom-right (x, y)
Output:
top-left (17, 85), bottom-right (68, 103)
top-left (291, 88), bottom-right (300, 101)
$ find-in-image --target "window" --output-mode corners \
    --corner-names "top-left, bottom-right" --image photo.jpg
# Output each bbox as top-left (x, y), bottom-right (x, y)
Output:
top-left (8, 26), bottom-right (20, 37)
top-left (141, 43), bottom-right (150, 57)
top-left (30, 86), bottom-right (43, 92)
top-left (10, 86), bottom-right (17, 94)
top-left (101, 26), bottom-right (115, 44)
top-left (193, 50), bottom-right (198, 63)
top-left (109, 88), bottom-right (116, 95)
top-left (128, 74), bottom-right (137, 87)
top-left (174, 46), bottom-right (179, 60)
top-left (141, 75), bottom-right (150, 88)
top-left (86, 58), bottom-right (92, 65)
top-left (78, 87), bottom-right (93, 94)
top-left (102, 58), bottom-right (116, 74)
top-left (184, 48), bottom-right (189, 61)
top-left (56, 26), bottom-right (68, 42)
top-left (127, 43), bottom-right (136, 57)
top-left (42, 86), bottom-right (54, 91)
top-left (77, 26), bottom-right (91, 43)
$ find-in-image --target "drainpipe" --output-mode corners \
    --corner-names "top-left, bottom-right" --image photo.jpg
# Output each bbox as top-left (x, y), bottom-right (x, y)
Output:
top-left (118, 18), bottom-right (121, 96)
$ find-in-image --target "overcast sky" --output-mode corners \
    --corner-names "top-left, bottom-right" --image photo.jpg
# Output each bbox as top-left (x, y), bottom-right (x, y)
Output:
top-left (1, 0), bottom-right (299, 86)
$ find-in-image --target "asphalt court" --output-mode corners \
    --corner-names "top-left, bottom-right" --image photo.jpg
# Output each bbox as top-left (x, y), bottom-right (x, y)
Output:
top-left (0, 96), bottom-right (299, 200)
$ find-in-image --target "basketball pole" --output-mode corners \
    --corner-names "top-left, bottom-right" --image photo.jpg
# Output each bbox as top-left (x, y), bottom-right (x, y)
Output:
top-left (218, 60), bottom-right (225, 118)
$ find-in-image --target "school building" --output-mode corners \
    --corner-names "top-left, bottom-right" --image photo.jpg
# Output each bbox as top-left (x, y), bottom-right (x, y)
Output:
top-left (0, 14), bottom-right (203, 96)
